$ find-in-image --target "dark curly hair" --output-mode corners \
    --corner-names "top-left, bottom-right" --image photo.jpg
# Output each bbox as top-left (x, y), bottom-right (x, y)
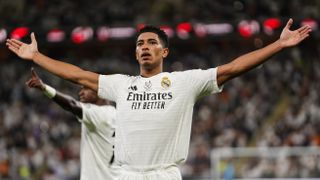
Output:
top-left (136, 25), bottom-right (169, 48)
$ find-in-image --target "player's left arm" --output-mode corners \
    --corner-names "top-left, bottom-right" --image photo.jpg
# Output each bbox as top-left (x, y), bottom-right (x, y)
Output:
top-left (216, 18), bottom-right (312, 86)
top-left (26, 68), bottom-right (83, 118)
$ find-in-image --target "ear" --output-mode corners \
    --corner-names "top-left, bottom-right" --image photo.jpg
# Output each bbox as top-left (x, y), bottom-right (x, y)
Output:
top-left (162, 48), bottom-right (169, 58)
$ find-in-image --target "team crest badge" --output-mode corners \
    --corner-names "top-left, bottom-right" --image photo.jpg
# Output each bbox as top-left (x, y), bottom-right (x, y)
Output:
top-left (161, 76), bottom-right (171, 89)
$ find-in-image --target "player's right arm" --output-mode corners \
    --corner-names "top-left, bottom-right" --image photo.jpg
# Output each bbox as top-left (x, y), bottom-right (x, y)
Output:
top-left (6, 33), bottom-right (99, 91)
top-left (26, 68), bottom-right (83, 118)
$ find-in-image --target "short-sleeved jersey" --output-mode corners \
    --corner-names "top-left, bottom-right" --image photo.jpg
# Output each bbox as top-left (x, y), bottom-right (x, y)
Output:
top-left (77, 103), bottom-right (117, 179)
top-left (98, 68), bottom-right (222, 167)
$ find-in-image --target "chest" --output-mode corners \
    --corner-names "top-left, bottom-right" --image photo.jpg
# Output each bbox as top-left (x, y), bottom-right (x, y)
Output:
top-left (117, 75), bottom-right (189, 111)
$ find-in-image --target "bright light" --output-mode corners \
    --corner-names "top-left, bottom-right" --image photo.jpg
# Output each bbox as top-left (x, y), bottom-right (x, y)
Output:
top-left (238, 20), bottom-right (260, 37)
top-left (108, 27), bottom-right (135, 38)
top-left (97, 27), bottom-right (110, 42)
top-left (160, 26), bottom-right (174, 38)
top-left (194, 24), bottom-right (207, 37)
top-left (0, 29), bottom-right (7, 43)
top-left (176, 22), bottom-right (192, 39)
top-left (97, 27), bottom-right (136, 41)
top-left (11, 27), bottom-right (29, 39)
top-left (71, 26), bottom-right (93, 44)
top-left (47, 29), bottom-right (65, 42)
top-left (301, 18), bottom-right (318, 31)
top-left (263, 18), bottom-right (281, 35)
top-left (195, 23), bottom-right (233, 37)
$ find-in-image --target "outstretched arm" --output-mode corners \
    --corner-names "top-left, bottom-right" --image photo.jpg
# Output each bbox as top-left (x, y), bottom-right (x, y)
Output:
top-left (217, 19), bottom-right (312, 86)
top-left (6, 33), bottom-right (99, 91)
top-left (26, 68), bottom-right (83, 118)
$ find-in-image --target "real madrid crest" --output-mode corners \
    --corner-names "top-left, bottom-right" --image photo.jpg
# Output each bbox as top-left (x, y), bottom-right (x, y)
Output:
top-left (161, 76), bottom-right (171, 89)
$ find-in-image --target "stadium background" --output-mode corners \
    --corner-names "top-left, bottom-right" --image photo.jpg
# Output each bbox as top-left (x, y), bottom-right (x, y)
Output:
top-left (0, 0), bottom-right (319, 179)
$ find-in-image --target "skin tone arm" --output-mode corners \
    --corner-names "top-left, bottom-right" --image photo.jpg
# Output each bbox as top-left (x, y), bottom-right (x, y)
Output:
top-left (6, 34), bottom-right (99, 91)
top-left (216, 19), bottom-right (312, 86)
top-left (26, 68), bottom-right (83, 118)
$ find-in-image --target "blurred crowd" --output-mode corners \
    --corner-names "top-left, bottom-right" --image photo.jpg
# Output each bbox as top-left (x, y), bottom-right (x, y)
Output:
top-left (1, 0), bottom-right (320, 179)
top-left (1, 0), bottom-right (320, 28)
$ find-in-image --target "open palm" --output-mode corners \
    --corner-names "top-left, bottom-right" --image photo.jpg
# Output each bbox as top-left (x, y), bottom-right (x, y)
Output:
top-left (6, 33), bottom-right (38, 60)
top-left (280, 19), bottom-right (312, 48)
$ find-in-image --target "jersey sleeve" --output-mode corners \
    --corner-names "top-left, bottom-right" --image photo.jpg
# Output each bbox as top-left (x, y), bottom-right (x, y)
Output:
top-left (98, 74), bottom-right (127, 101)
top-left (183, 68), bottom-right (223, 99)
top-left (78, 103), bottom-right (116, 130)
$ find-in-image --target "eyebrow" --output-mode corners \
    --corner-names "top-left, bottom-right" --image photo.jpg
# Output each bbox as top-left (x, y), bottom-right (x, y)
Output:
top-left (136, 38), bottom-right (158, 43)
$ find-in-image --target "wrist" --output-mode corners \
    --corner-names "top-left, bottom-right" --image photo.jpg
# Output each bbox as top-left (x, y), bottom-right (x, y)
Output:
top-left (32, 51), bottom-right (41, 62)
top-left (43, 84), bottom-right (56, 98)
top-left (275, 39), bottom-right (285, 51)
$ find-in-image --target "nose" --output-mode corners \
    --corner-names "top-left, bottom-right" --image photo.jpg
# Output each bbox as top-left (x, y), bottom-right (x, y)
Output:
top-left (141, 44), bottom-right (149, 51)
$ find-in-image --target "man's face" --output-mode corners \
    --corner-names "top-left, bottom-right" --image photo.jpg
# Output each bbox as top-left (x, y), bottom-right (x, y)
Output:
top-left (135, 32), bottom-right (169, 70)
top-left (78, 86), bottom-right (98, 103)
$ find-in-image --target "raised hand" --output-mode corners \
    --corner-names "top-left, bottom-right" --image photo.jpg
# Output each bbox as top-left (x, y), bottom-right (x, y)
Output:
top-left (279, 18), bottom-right (312, 48)
top-left (6, 33), bottom-right (38, 60)
top-left (26, 68), bottom-right (45, 91)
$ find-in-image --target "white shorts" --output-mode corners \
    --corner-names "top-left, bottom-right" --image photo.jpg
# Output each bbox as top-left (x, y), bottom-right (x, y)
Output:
top-left (113, 164), bottom-right (182, 180)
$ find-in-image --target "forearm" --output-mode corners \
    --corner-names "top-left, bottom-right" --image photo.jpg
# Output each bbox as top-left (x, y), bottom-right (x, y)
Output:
top-left (32, 52), bottom-right (99, 90)
top-left (42, 84), bottom-right (82, 118)
top-left (33, 52), bottom-right (84, 83)
top-left (53, 92), bottom-right (82, 118)
top-left (230, 40), bottom-right (283, 74)
top-left (217, 40), bottom-right (283, 85)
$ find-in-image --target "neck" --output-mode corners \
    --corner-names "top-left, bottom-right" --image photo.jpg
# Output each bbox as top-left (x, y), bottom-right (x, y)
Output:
top-left (140, 66), bottom-right (162, 78)
top-left (140, 63), bottom-right (163, 78)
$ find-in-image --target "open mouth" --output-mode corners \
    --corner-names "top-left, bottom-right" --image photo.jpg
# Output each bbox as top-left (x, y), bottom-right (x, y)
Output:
top-left (141, 52), bottom-right (151, 59)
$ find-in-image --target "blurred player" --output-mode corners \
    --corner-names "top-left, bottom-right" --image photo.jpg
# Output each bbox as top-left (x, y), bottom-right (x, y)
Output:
top-left (26, 68), bottom-right (117, 180)
top-left (7, 19), bottom-right (311, 179)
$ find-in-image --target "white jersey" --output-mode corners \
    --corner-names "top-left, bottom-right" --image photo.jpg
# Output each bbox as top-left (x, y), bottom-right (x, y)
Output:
top-left (77, 103), bottom-right (117, 180)
top-left (98, 68), bottom-right (222, 168)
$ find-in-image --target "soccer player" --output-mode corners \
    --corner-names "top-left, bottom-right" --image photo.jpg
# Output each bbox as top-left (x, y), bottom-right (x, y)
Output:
top-left (7, 19), bottom-right (311, 179)
top-left (25, 68), bottom-right (117, 180)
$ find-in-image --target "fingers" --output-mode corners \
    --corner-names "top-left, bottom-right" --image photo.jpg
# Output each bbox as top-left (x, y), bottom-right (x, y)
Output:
top-left (6, 39), bottom-right (21, 49)
top-left (297, 25), bottom-right (311, 33)
top-left (300, 26), bottom-right (312, 35)
top-left (31, 32), bottom-right (37, 44)
top-left (11, 39), bottom-right (23, 46)
top-left (25, 79), bottom-right (33, 87)
top-left (300, 34), bottom-right (310, 41)
top-left (31, 68), bottom-right (39, 78)
top-left (7, 45), bottom-right (19, 54)
top-left (26, 79), bottom-right (38, 88)
top-left (285, 18), bottom-right (293, 29)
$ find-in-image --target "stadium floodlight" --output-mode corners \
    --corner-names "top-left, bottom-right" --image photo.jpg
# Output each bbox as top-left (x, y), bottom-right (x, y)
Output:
top-left (301, 18), bottom-right (318, 31)
top-left (238, 20), bottom-right (260, 38)
top-left (71, 26), bottom-right (94, 44)
top-left (105, 27), bottom-right (136, 39)
top-left (194, 23), bottom-right (207, 37)
top-left (11, 27), bottom-right (29, 39)
top-left (97, 26), bottom-right (136, 40)
top-left (97, 26), bottom-right (110, 42)
top-left (176, 22), bottom-right (192, 39)
top-left (0, 28), bottom-right (7, 43)
top-left (160, 25), bottom-right (175, 38)
top-left (194, 23), bottom-right (233, 37)
top-left (47, 29), bottom-right (65, 43)
top-left (263, 18), bottom-right (282, 36)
